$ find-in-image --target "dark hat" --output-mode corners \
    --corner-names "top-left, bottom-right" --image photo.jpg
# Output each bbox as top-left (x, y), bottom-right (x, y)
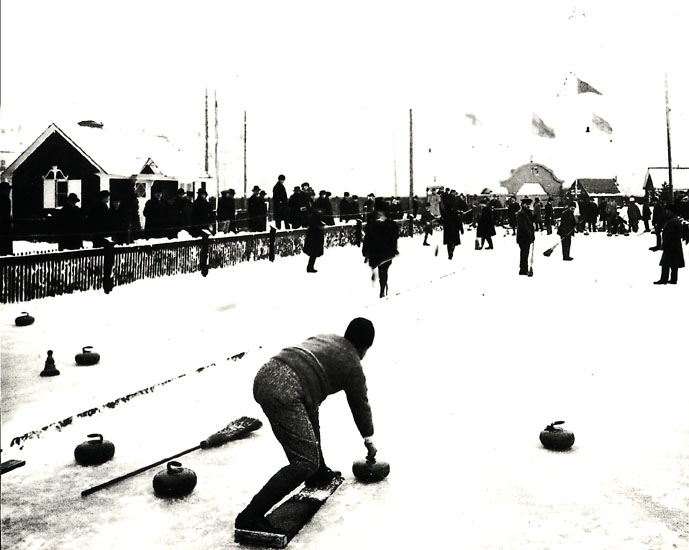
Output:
top-left (177, 188), bottom-right (186, 195)
top-left (344, 317), bottom-right (375, 349)
top-left (99, 190), bottom-right (110, 199)
top-left (521, 197), bottom-right (532, 205)
top-left (221, 189), bottom-right (230, 195)
top-left (293, 186), bottom-right (301, 192)
top-left (228, 188), bottom-right (236, 195)
top-left (252, 185), bottom-right (261, 192)
top-left (197, 188), bottom-right (208, 195)
top-left (319, 190), bottom-right (327, 196)
top-left (278, 174), bottom-right (285, 181)
top-left (67, 192), bottom-right (80, 203)
top-left (301, 182), bottom-right (310, 188)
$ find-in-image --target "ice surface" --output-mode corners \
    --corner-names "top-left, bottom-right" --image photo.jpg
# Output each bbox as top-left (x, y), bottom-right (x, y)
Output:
top-left (2, 228), bottom-right (688, 549)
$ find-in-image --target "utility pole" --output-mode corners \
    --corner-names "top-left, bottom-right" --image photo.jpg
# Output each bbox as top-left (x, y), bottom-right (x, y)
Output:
top-left (243, 111), bottom-right (248, 202)
top-left (409, 109), bottom-right (414, 208)
top-left (665, 73), bottom-right (674, 204)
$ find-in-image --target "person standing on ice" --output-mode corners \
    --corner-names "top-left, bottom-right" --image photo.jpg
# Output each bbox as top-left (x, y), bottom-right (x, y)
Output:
top-left (235, 317), bottom-right (378, 535)
top-left (303, 208), bottom-right (325, 273)
top-left (516, 197), bottom-right (534, 275)
top-left (441, 192), bottom-right (463, 260)
top-left (626, 197), bottom-right (642, 233)
top-left (476, 199), bottom-right (496, 250)
top-left (654, 203), bottom-right (687, 285)
top-left (557, 203), bottom-right (577, 261)
top-left (362, 202), bottom-right (399, 298)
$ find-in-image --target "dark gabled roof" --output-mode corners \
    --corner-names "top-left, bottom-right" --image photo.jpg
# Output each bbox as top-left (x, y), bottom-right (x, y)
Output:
top-left (1, 123), bottom-right (209, 182)
top-left (645, 167), bottom-right (689, 191)
top-left (572, 178), bottom-right (621, 195)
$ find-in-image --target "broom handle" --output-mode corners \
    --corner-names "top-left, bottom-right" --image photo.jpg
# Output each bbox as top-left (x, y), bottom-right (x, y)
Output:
top-left (81, 418), bottom-right (260, 497)
top-left (81, 445), bottom-right (200, 497)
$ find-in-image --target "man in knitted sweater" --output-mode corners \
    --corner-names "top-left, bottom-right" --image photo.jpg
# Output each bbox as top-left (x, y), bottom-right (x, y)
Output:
top-left (235, 317), bottom-right (378, 534)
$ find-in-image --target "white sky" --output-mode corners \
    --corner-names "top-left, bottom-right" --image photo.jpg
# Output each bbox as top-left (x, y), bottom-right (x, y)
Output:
top-left (1, 0), bottom-right (688, 196)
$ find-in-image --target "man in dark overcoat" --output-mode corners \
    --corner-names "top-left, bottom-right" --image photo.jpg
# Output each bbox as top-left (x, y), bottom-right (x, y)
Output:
top-left (515, 197), bottom-right (534, 275)
top-left (57, 193), bottom-right (84, 250)
top-left (272, 175), bottom-right (290, 230)
top-left (558, 202), bottom-right (577, 261)
top-left (654, 203), bottom-right (687, 285)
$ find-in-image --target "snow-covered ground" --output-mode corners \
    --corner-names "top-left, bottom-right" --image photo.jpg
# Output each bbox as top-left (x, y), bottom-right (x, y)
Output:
top-left (1, 227), bottom-right (688, 549)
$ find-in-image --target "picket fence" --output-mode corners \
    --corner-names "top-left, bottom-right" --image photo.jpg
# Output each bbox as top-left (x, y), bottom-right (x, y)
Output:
top-left (1, 220), bottom-right (418, 304)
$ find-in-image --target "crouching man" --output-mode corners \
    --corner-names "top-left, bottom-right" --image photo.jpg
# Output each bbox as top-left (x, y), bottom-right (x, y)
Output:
top-left (235, 317), bottom-right (379, 534)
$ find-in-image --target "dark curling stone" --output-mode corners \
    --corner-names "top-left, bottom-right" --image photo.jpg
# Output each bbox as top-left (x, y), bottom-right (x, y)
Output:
top-left (75, 346), bottom-right (100, 366)
top-left (153, 461), bottom-right (197, 498)
top-left (540, 421), bottom-right (575, 451)
top-left (15, 312), bottom-right (35, 326)
top-left (75, 433), bottom-right (116, 465)
top-left (352, 457), bottom-right (390, 483)
top-left (40, 350), bottom-right (60, 377)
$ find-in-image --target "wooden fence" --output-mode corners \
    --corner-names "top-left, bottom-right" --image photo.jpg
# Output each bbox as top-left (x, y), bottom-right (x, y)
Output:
top-left (1, 220), bottom-right (420, 304)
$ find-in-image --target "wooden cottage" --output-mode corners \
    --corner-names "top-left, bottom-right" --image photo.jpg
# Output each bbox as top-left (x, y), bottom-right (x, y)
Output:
top-left (644, 167), bottom-right (689, 199)
top-left (565, 178), bottom-right (622, 204)
top-left (0, 122), bottom-right (211, 237)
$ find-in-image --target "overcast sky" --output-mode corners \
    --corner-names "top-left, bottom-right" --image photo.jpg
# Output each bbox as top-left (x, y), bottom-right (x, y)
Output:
top-left (1, 0), bottom-right (687, 196)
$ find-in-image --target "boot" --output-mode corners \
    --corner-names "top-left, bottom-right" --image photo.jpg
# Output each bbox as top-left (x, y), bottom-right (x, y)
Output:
top-left (305, 467), bottom-right (342, 487)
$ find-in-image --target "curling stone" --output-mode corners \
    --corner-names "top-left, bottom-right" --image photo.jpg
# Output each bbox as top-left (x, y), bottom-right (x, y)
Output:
top-left (540, 421), bottom-right (575, 451)
top-left (40, 350), bottom-right (60, 377)
top-left (352, 457), bottom-right (390, 483)
top-left (15, 312), bottom-right (35, 326)
top-left (75, 346), bottom-right (100, 366)
top-left (74, 433), bottom-right (116, 465)
top-left (153, 461), bottom-right (197, 498)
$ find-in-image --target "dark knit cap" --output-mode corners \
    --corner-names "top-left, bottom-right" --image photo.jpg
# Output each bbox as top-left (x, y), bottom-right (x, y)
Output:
top-left (344, 317), bottom-right (375, 349)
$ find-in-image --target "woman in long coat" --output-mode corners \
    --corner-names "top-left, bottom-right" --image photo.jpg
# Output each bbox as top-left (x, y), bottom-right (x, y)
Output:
top-left (442, 203), bottom-right (463, 260)
top-left (362, 205), bottom-right (399, 297)
top-left (303, 209), bottom-right (325, 273)
top-left (476, 202), bottom-right (496, 250)
top-left (655, 204), bottom-right (686, 285)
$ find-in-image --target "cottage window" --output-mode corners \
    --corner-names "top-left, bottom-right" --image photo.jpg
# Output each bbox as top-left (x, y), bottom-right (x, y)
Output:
top-left (56, 179), bottom-right (69, 207)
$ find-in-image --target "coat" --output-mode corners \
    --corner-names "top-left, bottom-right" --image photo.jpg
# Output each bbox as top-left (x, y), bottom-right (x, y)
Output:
top-left (476, 205), bottom-right (496, 238)
top-left (442, 208), bottom-right (463, 245)
top-left (660, 216), bottom-right (685, 269)
top-left (303, 213), bottom-right (325, 258)
top-left (515, 208), bottom-right (534, 245)
top-left (362, 216), bottom-right (399, 268)
top-left (558, 209), bottom-right (577, 238)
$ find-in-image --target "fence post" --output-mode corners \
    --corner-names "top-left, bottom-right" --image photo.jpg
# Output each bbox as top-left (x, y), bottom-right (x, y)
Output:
top-left (269, 226), bottom-right (276, 262)
top-left (103, 238), bottom-right (115, 294)
top-left (200, 230), bottom-right (211, 277)
top-left (355, 219), bottom-right (362, 246)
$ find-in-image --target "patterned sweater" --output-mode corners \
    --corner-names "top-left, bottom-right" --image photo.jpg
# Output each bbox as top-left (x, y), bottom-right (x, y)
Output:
top-left (274, 334), bottom-right (374, 438)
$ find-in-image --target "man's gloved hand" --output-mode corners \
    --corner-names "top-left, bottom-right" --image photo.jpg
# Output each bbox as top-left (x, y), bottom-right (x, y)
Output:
top-left (364, 437), bottom-right (377, 461)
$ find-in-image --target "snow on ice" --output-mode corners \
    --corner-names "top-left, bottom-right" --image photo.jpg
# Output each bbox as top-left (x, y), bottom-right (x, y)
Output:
top-left (1, 228), bottom-right (688, 549)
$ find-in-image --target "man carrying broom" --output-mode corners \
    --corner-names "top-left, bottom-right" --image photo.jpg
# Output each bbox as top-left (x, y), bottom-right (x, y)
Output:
top-left (516, 197), bottom-right (535, 276)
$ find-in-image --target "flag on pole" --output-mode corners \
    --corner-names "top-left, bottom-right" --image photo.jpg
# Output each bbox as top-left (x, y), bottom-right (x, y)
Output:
top-left (532, 114), bottom-right (556, 138)
top-left (591, 112), bottom-right (613, 134)
top-left (577, 78), bottom-right (602, 95)
top-left (465, 113), bottom-right (480, 126)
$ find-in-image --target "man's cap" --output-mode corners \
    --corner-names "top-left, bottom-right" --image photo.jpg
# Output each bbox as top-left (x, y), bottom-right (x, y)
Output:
top-left (344, 317), bottom-right (375, 349)
top-left (67, 192), bottom-right (80, 203)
